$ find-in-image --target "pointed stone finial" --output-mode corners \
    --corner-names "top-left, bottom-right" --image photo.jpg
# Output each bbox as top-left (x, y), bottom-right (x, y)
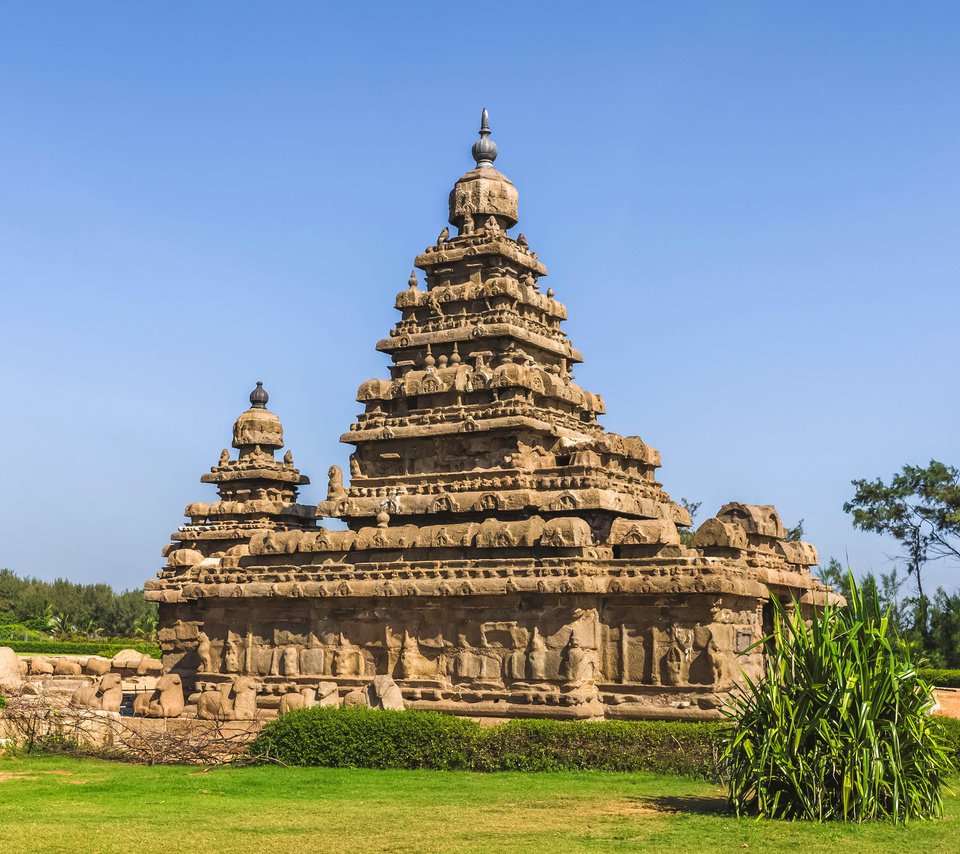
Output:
top-left (249, 381), bottom-right (269, 409)
top-left (471, 107), bottom-right (498, 168)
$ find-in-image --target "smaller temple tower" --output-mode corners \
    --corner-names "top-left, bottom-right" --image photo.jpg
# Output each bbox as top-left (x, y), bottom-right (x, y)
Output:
top-left (155, 383), bottom-right (315, 683)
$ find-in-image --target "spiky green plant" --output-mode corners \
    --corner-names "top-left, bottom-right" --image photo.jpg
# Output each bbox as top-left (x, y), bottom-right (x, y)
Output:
top-left (720, 577), bottom-right (954, 822)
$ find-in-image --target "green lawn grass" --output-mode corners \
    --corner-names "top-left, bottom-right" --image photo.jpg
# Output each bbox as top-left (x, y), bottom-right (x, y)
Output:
top-left (1, 755), bottom-right (958, 853)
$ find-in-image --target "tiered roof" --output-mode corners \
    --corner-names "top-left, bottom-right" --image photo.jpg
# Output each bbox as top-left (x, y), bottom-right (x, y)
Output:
top-left (161, 383), bottom-right (313, 572)
top-left (317, 110), bottom-right (688, 541)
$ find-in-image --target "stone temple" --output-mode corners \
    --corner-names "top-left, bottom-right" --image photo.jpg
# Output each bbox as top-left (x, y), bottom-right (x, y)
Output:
top-left (146, 111), bottom-right (831, 720)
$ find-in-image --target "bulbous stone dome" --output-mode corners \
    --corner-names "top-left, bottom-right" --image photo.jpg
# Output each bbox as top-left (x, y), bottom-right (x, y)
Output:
top-left (449, 167), bottom-right (519, 230)
top-left (448, 109), bottom-right (519, 230)
top-left (232, 382), bottom-right (284, 450)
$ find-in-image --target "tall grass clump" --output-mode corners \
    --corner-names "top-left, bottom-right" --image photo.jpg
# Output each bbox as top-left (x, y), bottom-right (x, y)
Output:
top-left (720, 577), bottom-right (954, 822)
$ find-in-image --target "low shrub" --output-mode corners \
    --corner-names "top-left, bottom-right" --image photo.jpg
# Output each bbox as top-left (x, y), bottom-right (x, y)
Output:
top-left (252, 706), bottom-right (481, 770)
top-left (251, 706), bottom-right (727, 778)
top-left (919, 668), bottom-right (960, 689)
top-left (2, 640), bottom-right (160, 658)
top-left (471, 718), bottom-right (721, 776)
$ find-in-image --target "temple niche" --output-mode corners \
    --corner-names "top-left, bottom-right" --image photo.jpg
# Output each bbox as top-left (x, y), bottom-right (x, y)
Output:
top-left (146, 110), bottom-right (835, 720)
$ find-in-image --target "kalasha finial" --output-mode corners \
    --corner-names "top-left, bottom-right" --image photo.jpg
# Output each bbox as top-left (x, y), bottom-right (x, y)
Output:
top-left (471, 107), bottom-right (498, 168)
top-left (249, 381), bottom-right (269, 408)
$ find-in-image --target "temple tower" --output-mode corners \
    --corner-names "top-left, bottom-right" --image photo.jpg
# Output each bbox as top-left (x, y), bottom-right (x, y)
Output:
top-left (148, 112), bottom-right (833, 719)
top-left (319, 110), bottom-right (686, 545)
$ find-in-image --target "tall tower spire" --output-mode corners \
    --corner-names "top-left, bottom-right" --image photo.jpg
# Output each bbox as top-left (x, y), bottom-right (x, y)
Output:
top-left (471, 107), bottom-right (498, 168)
top-left (450, 109), bottom-right (517, 232)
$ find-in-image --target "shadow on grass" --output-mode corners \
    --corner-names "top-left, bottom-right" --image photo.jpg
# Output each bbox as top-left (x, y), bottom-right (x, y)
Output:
top-left (632, 795), bottom-right (730, 816)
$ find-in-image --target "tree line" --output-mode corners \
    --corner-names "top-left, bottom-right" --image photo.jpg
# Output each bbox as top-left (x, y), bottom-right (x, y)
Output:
top-left (0, 569), bottom-right (157, 639)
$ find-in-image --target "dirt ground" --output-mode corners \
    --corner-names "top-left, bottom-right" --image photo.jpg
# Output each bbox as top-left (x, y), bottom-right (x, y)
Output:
top-left (934, 688), bottom-right (960, 718)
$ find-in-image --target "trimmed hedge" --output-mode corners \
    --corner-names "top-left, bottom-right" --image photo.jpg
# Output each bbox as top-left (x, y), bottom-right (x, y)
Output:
top-left (919, 668), bottom-right (960, 689)
top-left (2, 640), bottom-right (161, 658)
top-left (250, 706), bottom-right (727, 779)
top-left (470, 718), bottom-right (723, 775)
top-left (936, 717), bottom-right (960, 766)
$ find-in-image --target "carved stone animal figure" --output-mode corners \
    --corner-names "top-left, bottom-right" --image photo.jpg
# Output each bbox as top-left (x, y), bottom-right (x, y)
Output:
top-left (71, 673), bottom-right (122, 713)
top-left (29, 656), bottom-right (54, 676)
top-left (333, 637), bottom-right (366, 677)
top-left (369, 675), bottom-right (404, 710)
top-left (53, 658), bottom-right (83, 676)
top-left (133, 673), bottom-right (185, 718)
top-left (277, 684), bottom-right (334, 715)
top-left (278, 687), bottom-right (316, 714)
top-left (84, 657), bottom-right (112, 677)
top-left (196, 676), bottom-right (258, 721)
top-left (399, 634), bottom-right (441, 680)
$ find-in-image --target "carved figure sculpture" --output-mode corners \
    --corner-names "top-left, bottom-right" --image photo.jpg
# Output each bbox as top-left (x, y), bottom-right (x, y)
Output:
top-left (85, 657), bottom-right (112, 677)
top-left (399, 633), bottom-right (440, 680)
top-left (281, 645), bottom-right (300, 677)
top-left (333, 635), bottom-right (366, 677)
top-left (196, 675), bottom-right (258, 721)
top-left (707, 636), bottom-right (724, 687)
top-left (224, 637), bottom-right (241, 673)
top-left (70, 673), bottom-right (123, 713)
top-left (527, 629), bottom-right (549, 681)
top-left (370, 675), bottom-right (405, 710)
top-left (279, 687), bottom-right (317, 714)
top-left (327, 465), bottom-right (345, 500)
top-left (29, 656), bottom-right (54, 676)
top-left (133, 673), bottom-right (185, 718)
top-left (562, 635), bottom-right (597, 684)
top-left (197, 631), bottom-right (212, 672)
top-left (662, 643), bottom-right (684, 686)
top-left (503, 646), bottom-right (526, 681)
top-left (52, 658), bottom-right (83, 677)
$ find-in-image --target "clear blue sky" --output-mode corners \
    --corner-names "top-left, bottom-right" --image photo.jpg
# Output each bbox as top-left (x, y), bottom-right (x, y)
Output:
top-left (1, 3), bottom-right (957, 595)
